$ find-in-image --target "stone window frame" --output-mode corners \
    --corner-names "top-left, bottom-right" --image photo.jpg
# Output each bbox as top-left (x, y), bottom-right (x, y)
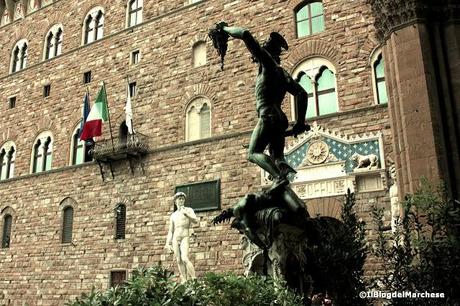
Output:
top-left (43, 24), bottom-right (63, 60)
top-left (294, 1), bottom-right (325, 38)
top-left (30, 131), bottom-right (54, 174)
top-left (69, 124), bottom-right (91, 166)
top-left (114, 203), bottom-right (127, 240)
top-left (1, 206), bottom-right (15, 249)
top-left (0, 140), bottom-right (16, 180)
top-left (130, 49), bottom-right (140, 65)
top-left (291, 57), bottom-right (339, 119)
top-left (192, 41), bottom-right (207, 68)
top-left (126, 0), bottom-right (143, 28)
top-left (10, 38), bottom-right (28, 74)
top-left (8, 95), bottom-right (16, 109)
top-left (109, 270), bottom-right (127, 288)
top-left (370, 48), bottom-right (388, 105)
top-left (82, 7), bottom-right (105, 45)
top-left (59, 197), bottom-right (77, 245)
top-left (185, 96), bottom-right (212, 142)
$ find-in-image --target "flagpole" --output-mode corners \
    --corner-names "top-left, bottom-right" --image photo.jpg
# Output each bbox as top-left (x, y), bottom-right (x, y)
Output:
top-left (102, 81), bottom-right (115, 152)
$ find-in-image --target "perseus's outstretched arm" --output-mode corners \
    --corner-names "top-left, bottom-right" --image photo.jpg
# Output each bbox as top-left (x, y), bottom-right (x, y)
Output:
top-left (219, 24), bottom-right (273, 66)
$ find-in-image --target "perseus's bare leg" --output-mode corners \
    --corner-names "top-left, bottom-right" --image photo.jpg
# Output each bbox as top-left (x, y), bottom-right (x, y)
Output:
top-left (180, 237), bottom-right (196, 280)
top-left (173, 238), bottom-right (187, 283)
top-left (248, 119), bottom-right (281, 178)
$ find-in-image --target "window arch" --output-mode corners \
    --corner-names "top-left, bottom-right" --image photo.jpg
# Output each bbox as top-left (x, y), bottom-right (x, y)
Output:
top-left (10, 39), bottom-right (28, 73)
top-left (70, 125), bottom-right (92, 165)
top-left (62, 206), bottom-right (73, 243)
top-left (186, 97), bottom-right (211, 141)
top-left (293, 57), bottom-right (338, 119)
top-left (31, 132), bottom-right (53, 173)
top-left (83, 7), bottom-right (104, 45)
top-left (0, 141), bottom-right (16, 180)
top-left (115, 204), bottom-right (126, 239)
top-left (127, 0), bottom-right (143, 27)
top-left (295, 1), bottom-right (325, 38)
top-left (2, 214), bottom-right (12, 248)
top-left (372, 52), bottom-right (388, 105)
top-left (44, 24), bottom-right (63, 60)
top-left (192, 41), bottom-right (207, 67)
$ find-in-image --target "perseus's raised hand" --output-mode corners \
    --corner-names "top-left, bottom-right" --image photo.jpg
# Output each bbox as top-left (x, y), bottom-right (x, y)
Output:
top-left (215, 21), bottom-right (228, 30)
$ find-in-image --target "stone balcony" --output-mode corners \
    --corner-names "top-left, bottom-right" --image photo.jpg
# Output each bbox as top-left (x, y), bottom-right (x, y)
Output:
top-left (92, 133), bottom-right (149, 162)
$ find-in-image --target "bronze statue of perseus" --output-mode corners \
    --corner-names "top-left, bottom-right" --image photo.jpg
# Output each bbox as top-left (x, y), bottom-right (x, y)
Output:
top-left (209, 22), bottom-right (310, 192)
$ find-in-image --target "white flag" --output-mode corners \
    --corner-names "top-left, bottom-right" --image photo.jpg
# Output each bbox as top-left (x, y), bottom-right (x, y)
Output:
top-left (125, 86), bottom-right (134, 134)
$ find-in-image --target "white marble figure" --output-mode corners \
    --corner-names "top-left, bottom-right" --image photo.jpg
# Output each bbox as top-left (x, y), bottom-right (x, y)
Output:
top-left (165, 192), bottom-right (198, 283)
top-left (351, 152), bottom-right (379, 170)
top-left (389, 165), bottom-right (401, 233)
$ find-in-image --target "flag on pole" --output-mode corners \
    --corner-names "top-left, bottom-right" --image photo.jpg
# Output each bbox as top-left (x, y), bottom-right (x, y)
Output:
top-left (78, 91), bottom-right (90, 138)
top-left (80, 84), bottom-right (109, 141)
top-left (125, 85), bottom-right (134, 135)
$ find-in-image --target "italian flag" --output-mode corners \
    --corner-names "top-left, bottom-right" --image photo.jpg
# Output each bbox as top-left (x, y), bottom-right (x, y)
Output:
top-left (80, 84), bottom-right (109, 141)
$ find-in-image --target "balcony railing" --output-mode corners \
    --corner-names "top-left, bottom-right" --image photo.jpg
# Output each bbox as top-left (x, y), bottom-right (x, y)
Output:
top-left (92, 133), bottom-right (149, 162)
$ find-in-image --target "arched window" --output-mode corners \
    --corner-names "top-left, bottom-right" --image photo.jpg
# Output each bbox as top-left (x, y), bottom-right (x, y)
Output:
top-left (115, 204), bottom-right (126, 239)
top-left (316, 67), bottom-right (337, 115)
top-left (32, 139), bottom-right (42, 173)
top-left (84, 15), bottom-right (94, 44)
top-left (44, 25), bottom-right (63, 60)
top-left (186, 97), bottom-right (211, 141)
top-left (293, 57), bottom-right (338, 119)
top-left (2, 214), bottom-right (12, 248)
top-left (95, 11), bottom-right (104, 40)
top-left (55, 28), bottom-right (63, 56)
top-left (31, 132), bottom-right (53, 173)
top-left (295, 1), bottom-right (325, 38)
top-left (62, 206), bottom-right (73, 243)
top-left (45, 33), bottom-right (54, 59)
top-left (373, 53), bottom-right (388, 104)
top-left (83, 8), bottom-right (104, 45)
top-left (0, 142), bottom-right (16, 180)
top-left (119, 121), bottom-right (129, 146)
top-left (11, 40), bottom-right (28, 73)
top-left (128, 0), bottom-right (143, 27)
top-left (192, 41), bottom-right (206, 67)
top-left (43, 137), bottom-right (52, 171)
top-left (71, 126), bottom-right (92, 165)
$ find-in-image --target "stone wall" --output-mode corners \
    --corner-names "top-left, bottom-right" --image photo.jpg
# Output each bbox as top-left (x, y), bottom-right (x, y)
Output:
top-left (0, 0), bottom-right (395, 304)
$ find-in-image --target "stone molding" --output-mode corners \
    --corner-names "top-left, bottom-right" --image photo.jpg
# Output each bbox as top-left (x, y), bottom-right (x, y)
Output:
top-left (286, 0), bottom-right (307, 12)
top-left (0, 206), bottom-right (15, 217)
top-left (58, 197), bottom-right (77, 211)
top-left (367, 0), bottom-right (460, 41)
top-left (189, 32), bottom-right (208, 47)
top-left (285, 39), bottom-right (343, 72)
top-left (181, 83), bottom-right (216, 112)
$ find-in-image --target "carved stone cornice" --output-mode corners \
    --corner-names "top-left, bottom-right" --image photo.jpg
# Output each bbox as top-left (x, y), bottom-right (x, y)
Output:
top-left (367, 0), bottom-right (460, 41)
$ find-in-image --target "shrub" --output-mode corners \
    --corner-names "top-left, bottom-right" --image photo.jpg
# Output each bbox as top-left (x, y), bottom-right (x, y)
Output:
top-left (66, 265), bottom-right (303, 306)
top-left (305, 189), bottom-right (369, 306)
top-left (371, 180), bottom-right (460, 305)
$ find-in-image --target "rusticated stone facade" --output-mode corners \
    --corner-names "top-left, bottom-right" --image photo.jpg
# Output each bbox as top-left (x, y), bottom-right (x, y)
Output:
top-left (2, 0), bottom-right (454, 304)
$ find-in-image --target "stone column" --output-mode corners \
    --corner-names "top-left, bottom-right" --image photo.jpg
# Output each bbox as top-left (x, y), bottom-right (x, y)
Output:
top-left (367, 0), bottom-right (460, 199)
